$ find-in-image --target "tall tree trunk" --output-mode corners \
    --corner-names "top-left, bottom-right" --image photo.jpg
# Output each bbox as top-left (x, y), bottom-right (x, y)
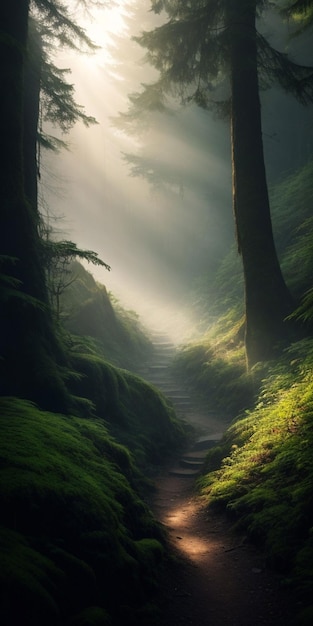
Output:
top-left (0, 3), bottom-right (68, 410)
top-left (23, 18), bottom-right (42, 217)
top-left (226, 0), bottom-right (295, 367)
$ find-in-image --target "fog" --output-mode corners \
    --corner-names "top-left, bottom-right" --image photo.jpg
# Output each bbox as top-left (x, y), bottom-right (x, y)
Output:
top-left (41, 0), bottom-right (312, 340)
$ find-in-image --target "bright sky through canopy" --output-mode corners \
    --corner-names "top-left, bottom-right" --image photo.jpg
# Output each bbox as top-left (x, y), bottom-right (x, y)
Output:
top-left (89, 3), bottom-right (128, 54)
top-left (40, 0), bottom-right (235, 340)
top-left (50, 1), bottom-right (307, 341)
top-left (41, 1), bottom-right (312, 341)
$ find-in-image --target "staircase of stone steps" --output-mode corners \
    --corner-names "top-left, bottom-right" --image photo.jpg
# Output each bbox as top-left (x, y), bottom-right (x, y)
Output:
top-left (138, 330), bottom-right (228, 478)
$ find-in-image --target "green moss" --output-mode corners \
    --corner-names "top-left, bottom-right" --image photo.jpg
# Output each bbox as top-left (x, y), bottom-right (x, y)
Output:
top-left (0, 397), bottom-right (168, 624)
top-left (0, 527), bottom-right (62, 625)
top-left (67, 351), bottom-right (187, 466)
top-left (60, 261), bottom-right (153, 369)
top-left (198, 342), bottom-right (313, 613)
top-left (173, 313), bottom-right (254, 416)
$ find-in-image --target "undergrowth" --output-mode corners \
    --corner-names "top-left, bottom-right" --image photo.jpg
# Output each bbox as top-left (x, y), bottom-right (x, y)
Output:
top-left (196, 339), bottom-right (313, 621)
top-left (173, 309), bottom-right (255, 417)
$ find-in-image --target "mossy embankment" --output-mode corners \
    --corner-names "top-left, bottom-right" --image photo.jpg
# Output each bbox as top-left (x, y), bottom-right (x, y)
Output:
top-left (0, 269), bottom-right (187, 626)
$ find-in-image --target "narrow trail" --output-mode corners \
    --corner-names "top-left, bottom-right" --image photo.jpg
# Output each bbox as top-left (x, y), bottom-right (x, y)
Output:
top-left (141, 331), bottom-right (296, 626)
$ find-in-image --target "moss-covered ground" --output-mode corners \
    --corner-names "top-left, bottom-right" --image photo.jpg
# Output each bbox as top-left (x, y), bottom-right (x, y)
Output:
top-left (0, 276), bottom-right (187, 625)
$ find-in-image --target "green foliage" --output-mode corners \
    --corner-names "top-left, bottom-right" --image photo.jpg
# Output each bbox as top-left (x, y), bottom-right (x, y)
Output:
top-left (59, 261), bottom-right (153, 369)
top-left (269, 160), bottom-right (313, 324)
top-left (68, 349), bottom-right (187, 466)
top-left (29, 3), bottom-right (98, 148)
top-left (120, 1), bottom-right (313, 130)
top-left (173, 157), bottom-right (313, 614)
top-left (40, 60), bottom-right (97, 133)
top-left (42, 239), bottom-right (111, 271)
top-left (288, 288), bottom-right (313, 326)
top-left (0, 397), bottom-right (168, 625)
top-left (41, 238), bottom-right (110, 320)
top-left (0, 255), bottom-right (46, 310)
top-left (173, 310), bottom-right (254, 416)
top-left (198, 340), bottom-right (313, 610)
top-left (270, 160), bottom-right (313, 292)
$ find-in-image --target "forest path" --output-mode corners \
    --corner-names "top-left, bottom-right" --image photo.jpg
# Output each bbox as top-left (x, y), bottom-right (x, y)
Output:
top-left (141, 331), bottom-right (296, 626)
top-left (140, 329), bottom-right (229, 449)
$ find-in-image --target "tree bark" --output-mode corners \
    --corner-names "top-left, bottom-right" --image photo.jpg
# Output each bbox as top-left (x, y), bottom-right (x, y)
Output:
top-left (23, 19), bottom-right (42, 217)
top-left (226, 0), bottom-right (295, 367)
top-left (0, 2), bottom-right (68, 410)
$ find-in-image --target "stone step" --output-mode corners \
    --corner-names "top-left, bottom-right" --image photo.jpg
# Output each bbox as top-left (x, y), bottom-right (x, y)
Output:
top-left (180, 458), bottom-right (204, 470)
top-left (182, 449), bottom-right (211, 461)
top-left (166, 394), bottom-right (190, 401)
top-left (170, 399), bottom-right (191, 406)
top-left (152, 362), bottom-right (175, 368)
top-left (149, 335), bottom-right (173, 343)
top-left (168, 467), bottom-right (200, 477)
top-left (152, 345), bottom-right (176, 353)
top-left (150, 362), bottom-right (173, 368)
top-left (193, 434), bottom-right (223, 450)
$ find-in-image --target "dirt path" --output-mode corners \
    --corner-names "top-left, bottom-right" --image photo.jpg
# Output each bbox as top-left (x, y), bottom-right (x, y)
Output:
top-left (151, 468), bottom-right (295, 626)
top-left (141, 332), bottom-right (297, 625)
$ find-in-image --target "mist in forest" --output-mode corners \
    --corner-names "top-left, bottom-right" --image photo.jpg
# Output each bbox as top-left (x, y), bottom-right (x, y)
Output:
top-left (41, 0), bottom-right (312, 340)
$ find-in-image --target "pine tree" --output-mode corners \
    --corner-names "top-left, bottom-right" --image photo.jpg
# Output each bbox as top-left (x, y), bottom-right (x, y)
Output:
top-left (0, 1), bottom-right (102, 408)
top-left (119, 0), bottom-right (313, 366)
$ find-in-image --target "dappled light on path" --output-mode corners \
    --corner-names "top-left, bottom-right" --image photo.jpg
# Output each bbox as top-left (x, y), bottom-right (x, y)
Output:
top-left (162, 498), bottom-right (213, 561)
top-left (146, 331), bottom-right (294, 625)
top-left (146, 328), bottom-right (293, 625)
top-left (153, 473), bottom-right (294, 626)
